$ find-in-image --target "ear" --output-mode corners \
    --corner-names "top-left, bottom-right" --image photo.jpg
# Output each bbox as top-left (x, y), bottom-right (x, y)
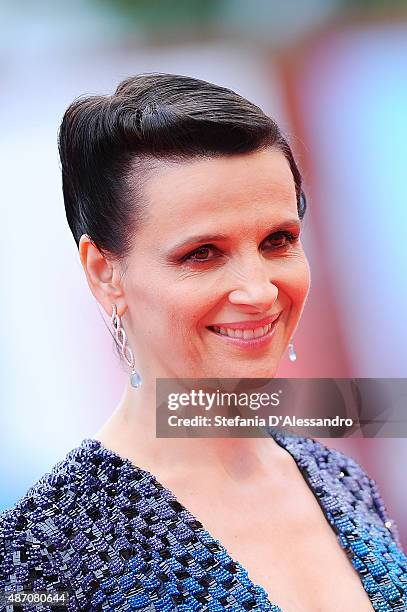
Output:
top-left (78, 234), bottom-right (127, 318)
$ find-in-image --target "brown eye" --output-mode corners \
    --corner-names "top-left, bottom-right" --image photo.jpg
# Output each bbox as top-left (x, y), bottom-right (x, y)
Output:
top-left (193, 247), bottom-right (211, 259)
top-left (264, 231), bottom-right (297, 249)
top-left (184, 245), bottom-right (216, 263)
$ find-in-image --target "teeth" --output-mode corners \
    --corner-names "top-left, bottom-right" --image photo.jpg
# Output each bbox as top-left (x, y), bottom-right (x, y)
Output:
top-left (211, 321), bottom-right (274, 339)
top-left (253, 326), bottom-right (264, 339)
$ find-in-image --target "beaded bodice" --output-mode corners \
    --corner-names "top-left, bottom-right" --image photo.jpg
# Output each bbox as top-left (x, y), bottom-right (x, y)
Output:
top-left (1, 430), bottom-right (406, 611)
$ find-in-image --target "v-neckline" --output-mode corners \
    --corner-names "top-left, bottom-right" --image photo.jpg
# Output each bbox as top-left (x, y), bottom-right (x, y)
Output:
top-left (81, 430), bottom-right (369, 611)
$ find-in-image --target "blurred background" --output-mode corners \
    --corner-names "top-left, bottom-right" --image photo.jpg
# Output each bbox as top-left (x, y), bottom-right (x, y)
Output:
top-left (1, 0), bottom-right (406, 548)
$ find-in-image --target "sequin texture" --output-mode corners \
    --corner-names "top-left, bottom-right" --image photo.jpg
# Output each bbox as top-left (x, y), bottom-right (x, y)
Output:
top-left (0, 430), bottom-right (406, 611)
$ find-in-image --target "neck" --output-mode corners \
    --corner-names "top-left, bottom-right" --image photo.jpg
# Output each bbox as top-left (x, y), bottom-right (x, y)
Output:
top-left (93, 376), bottom-right (286, 484)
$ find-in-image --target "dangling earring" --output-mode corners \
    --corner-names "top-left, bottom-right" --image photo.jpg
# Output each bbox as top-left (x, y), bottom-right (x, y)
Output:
top-left (288, 340), bottom-right (297, 362)
top-left (110, 303), bottom-right (142, 388)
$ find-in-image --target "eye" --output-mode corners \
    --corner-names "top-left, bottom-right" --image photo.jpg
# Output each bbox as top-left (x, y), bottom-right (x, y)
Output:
top-left (183, 245), bottom-right (218, 263)
top-left (262, 231), bottom-right (298, 250)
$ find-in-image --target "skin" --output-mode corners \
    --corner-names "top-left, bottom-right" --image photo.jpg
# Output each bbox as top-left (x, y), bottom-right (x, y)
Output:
top-left (78, 149), bottom-right (376, 610)
top-left (79, 146), bottom-right (311, 480)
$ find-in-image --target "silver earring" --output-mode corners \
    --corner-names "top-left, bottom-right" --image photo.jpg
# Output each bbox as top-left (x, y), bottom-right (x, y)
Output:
top-left (288, 340), bottom-right (297, 362)
top-left (110, 303), bottom-right (142, 388)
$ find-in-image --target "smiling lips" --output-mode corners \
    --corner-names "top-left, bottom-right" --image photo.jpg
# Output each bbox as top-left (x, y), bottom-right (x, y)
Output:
top-left (206, 312), bottom-right (281, 341)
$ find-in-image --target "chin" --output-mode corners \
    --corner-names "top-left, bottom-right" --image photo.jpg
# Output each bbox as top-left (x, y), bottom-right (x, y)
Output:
top-left (217, 364), bottom-right (278, 379)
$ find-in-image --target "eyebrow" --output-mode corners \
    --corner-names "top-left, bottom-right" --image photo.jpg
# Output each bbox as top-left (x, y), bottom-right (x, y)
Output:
top-left (166, 218), bottom-right (302, 253)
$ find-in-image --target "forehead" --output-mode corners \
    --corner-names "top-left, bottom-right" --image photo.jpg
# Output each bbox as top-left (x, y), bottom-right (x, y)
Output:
top-left (142, 148), bottom-right (298, 234)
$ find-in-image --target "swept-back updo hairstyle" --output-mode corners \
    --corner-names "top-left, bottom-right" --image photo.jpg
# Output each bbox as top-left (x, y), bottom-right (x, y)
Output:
top-left (58, 72), bottom-right (306, 272)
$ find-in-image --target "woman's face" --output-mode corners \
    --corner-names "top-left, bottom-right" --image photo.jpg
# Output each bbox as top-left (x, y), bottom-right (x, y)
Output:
top-left (121, 147), bottom-right (310, 379)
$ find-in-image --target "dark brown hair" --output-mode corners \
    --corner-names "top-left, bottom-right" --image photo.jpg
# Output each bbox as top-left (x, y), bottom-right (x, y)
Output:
top-left (58, 72), bottom-right (306, 268)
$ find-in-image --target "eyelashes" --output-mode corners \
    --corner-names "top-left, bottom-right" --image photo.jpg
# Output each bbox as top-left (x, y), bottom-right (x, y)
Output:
top-left (181, 231), bottom-right (299, 265)
top-left (263, 230), bottom-right (299, 250)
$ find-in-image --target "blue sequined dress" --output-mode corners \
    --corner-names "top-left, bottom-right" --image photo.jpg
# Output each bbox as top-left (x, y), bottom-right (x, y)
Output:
top-left (1, 430), bottom-right (406, 611)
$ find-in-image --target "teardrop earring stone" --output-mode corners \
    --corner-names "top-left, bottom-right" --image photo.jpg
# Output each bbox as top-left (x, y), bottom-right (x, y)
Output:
top-left (288, 342), bottom-right (297, 362)
top-left (131, 370), bottom-right (142, 388)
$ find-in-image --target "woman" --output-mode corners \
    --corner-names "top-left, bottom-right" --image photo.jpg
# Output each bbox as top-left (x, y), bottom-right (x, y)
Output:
top-left (1, 73), bottom-right (406, 612)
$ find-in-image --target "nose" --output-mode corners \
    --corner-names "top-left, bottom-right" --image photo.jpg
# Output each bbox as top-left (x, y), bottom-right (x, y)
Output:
top-left (227, 258), bottom-right (278, 312)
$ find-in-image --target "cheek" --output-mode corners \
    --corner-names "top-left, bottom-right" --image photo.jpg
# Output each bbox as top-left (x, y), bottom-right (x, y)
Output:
top-left (283, 257), bottom-right (311, 305)
top-left (129, 271), bottom-right (199, 332)
top-left (164, 286), bottom-right (209, 333)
